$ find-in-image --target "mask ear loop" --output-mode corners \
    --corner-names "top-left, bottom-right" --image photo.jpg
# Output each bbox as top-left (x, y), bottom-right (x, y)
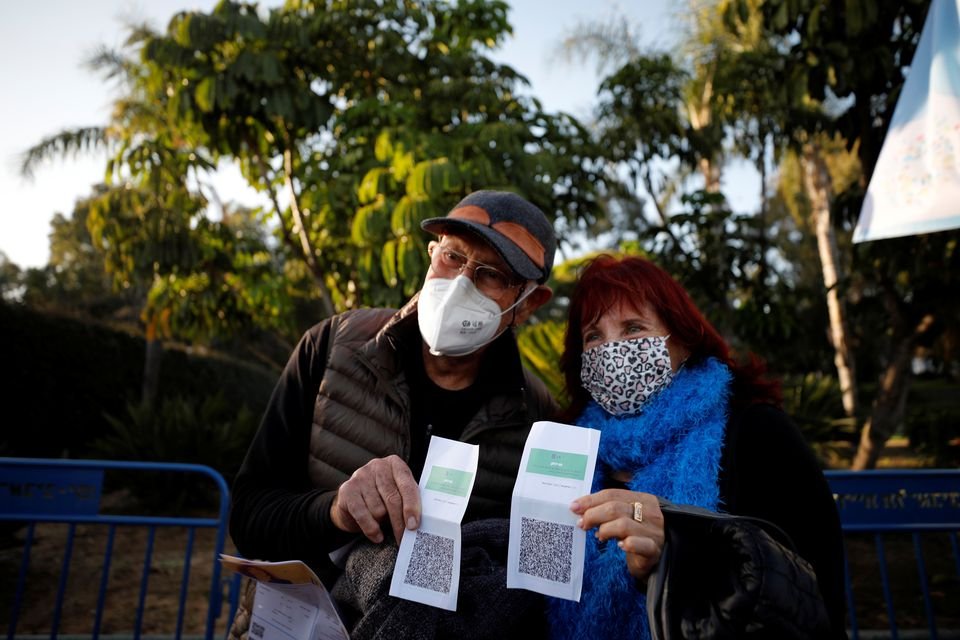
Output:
top-left (508, 282), bottom-right (537, 327)
top-left (457, 282), bottom-right (536, 357)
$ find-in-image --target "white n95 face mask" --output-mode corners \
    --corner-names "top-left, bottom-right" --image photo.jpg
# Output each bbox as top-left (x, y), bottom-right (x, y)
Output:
top-left (417, 275), bottom-right (532, 357)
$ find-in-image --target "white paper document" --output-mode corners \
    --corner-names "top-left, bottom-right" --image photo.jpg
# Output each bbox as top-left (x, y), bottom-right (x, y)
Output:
top-left (389, 435), bottom-right (479, 611)
top-left (507, 420), bottom-right (600, 601)
top-left (219, 554), bottom-right (349, 640)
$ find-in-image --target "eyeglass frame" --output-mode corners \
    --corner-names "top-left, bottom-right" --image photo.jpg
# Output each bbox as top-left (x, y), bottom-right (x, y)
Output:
top-left (427, 242), bottom-right (527, 301)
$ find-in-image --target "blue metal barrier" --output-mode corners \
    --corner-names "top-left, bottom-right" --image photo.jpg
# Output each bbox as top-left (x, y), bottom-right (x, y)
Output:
top-left (0, 458), bottom-right (232, 640)
top-left (3, 460), bottom-right (956, 638)
top-left (826, 469), bottom-right (960, 640)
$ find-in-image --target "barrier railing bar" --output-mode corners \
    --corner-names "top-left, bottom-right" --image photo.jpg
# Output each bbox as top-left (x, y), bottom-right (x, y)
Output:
top-left (8, 522), bottom-right (35, 640)
top-left (2, 457), bottom-right (232, 640)
top-left (875, 534), bottom-right (899, 639)
top-left (176, 527), bottom-right (197, 639)
top-left (842, 536), bottom-right (860, 640)
top-left (92, 524), bottom-right (116, 640)
top-left (912, 532), bottom-right (937, 640)
top-left (51, 523), bottom-right (77, 639)
top-left (953, 532), bottom-right (960, 584)
top-left (133, 525), bottom-right (156, 640)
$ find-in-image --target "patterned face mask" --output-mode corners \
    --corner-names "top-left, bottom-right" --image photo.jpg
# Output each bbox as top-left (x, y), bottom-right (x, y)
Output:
top-left (580, 335), bottom-right (675, 416)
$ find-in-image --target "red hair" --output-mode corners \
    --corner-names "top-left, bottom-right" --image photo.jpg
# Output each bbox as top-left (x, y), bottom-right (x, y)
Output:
top-left (559, 254), bottom-right (781, 420)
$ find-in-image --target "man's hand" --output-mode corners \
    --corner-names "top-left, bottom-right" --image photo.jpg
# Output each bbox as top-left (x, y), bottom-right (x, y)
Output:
top-left (330, 455), bottom-right (421, 544)
top-left (571, 489), bottom-right (665, 580)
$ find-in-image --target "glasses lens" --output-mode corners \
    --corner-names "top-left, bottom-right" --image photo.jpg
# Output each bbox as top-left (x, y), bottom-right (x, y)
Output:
top-left (474, 266), bottom-right (510, 295)
top-left (430, 247), bottom-right (463, 276)
top-left (429, 245), bottom-right (516, 299)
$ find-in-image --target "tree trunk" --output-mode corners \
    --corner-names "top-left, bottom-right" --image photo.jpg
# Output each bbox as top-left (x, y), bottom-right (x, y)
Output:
top-left (699, 157), bottom-right (721, 193)
top-left (282, 147), bottom-right (335, 318)
top-left (687, 73), bottom-right (721, 194)
top-left (801, 143), bottom-right (858, 417)
top-left (851, 311), bottom-right (934, 470)
top-left (850, 335), bottom-right (913, 470)
top-left (247, 132), bottom-right (336, 319)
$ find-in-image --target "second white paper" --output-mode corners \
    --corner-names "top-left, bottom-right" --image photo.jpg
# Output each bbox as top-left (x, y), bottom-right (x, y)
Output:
top-left (389, 435), bottom-right (479, 611)
top-left (507, 420), bottom-right (600, 601)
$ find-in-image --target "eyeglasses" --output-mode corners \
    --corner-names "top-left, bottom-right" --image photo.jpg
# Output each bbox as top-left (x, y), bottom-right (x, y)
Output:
top-left (428, 244), bottom-right (523, 300)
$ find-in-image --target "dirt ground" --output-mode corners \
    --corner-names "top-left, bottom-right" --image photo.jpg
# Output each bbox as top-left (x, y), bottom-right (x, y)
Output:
top-left (3, 521), bottom-right (958, 637)
top-left (0, 520), bottom-right (240, 637)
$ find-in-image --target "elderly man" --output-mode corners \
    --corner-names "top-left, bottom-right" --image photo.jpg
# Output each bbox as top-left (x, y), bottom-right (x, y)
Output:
top-left (229, 190), bottom-right (558, 633)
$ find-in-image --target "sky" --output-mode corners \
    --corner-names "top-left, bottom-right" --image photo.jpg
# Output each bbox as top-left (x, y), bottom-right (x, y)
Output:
top-left (0, 0), bottom-right (756, 270)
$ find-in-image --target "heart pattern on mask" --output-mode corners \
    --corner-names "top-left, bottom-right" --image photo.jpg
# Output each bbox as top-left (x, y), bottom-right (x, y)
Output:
top-left (580, 335), bottom-right (674, 416)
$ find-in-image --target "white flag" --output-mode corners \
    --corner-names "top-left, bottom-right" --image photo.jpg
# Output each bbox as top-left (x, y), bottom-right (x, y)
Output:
top-left (854, 0), bottom-right (960, 243)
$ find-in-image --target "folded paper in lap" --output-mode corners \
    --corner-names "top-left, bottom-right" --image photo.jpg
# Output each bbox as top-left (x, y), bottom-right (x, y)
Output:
top-left (220, 554), bottom-right (349, 640)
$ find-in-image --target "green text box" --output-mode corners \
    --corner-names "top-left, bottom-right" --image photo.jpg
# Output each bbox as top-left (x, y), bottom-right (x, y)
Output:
top-left (425, 466), bottom-right (474, 497)
top-left (527, 448), bottom-right (588, 480)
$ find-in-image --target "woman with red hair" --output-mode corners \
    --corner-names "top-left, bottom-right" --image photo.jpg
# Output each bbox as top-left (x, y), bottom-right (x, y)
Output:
top-left (548, 254), bottom-right (847, 639)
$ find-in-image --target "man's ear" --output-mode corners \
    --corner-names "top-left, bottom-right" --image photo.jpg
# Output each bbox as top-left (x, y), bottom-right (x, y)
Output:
top-left (513, 284), bottom-right (553, 325)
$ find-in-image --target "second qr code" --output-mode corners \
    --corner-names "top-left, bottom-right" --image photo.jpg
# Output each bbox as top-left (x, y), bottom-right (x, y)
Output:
top-left (518, 516), bottom-right (573, 584)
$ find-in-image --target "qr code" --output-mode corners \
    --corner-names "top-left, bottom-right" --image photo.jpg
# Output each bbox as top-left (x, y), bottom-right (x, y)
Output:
top-left (403, 530), bottom-right (455, 593)
top-left (518, 517), bottom-right (573, 584)
top-left (250, 621), bottom-right (265, 639)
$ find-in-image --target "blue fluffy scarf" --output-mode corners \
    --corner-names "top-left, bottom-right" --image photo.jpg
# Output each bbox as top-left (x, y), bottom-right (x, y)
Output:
top-left (548, 357), bottom-right (732, 640)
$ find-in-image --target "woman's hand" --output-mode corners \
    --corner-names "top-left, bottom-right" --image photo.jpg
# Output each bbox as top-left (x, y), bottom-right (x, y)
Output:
top-left (571, 489), bottom-right (665, 581)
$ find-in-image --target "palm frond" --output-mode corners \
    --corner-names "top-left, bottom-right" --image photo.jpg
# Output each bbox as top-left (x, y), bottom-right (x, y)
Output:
top-left (20, 127), bottom-right (109, 179)
top-left (553, 18), bottom-right (643, 75)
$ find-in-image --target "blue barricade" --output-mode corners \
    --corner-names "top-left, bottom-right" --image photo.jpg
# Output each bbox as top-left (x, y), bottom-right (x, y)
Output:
top-left (827, 469), bottom-right (960, 639)
top-left (2, 459), bottom-right (956, 639)
top-left (0, 458), bottom-right (232, 640)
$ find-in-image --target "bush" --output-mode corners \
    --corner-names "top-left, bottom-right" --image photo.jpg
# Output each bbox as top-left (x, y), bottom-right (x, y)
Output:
top-left (0, 302), bottom-right (276, 463)
top-left (91, 393), bottom-right (258, 509)
top-left (0, 303), bottom-right (144, 457)
top-left (902, 378), bottom-right (960, 467)
top-left (781, 372), bottom-right (859, 465)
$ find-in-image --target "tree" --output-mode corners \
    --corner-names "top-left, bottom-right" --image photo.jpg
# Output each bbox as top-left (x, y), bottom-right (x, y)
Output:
top-left (15, 192), bottom-right (133, 319)
top-left (553, 6), bottom-right (816, 359)
top-left (21, 32), bottom-right (297, 406)
top-left (0, 252), bottom-right (24, 303)
top-left (690, 0), bottom-right (859, 420)
top-left (723, 0), bottom-right (960, 468)
top-left (139, 0), bottom-right (606, 314)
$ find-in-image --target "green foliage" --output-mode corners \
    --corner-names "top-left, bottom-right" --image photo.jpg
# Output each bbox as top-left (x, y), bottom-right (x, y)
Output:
top-left (92, 393), bottom-right (256, 509)
top-left (24, 0), bottom-right (609, 331)
top-left (516, 320), bottom-right (568, 407)
top-left (596, 54), bottom-right (691, 166)
top-left (781, 372), bottom-right (858, 462)
top-left (0, 253), bottom-right (22, 303)
top-left (130, 0), bottom-right (606, 313)
top-left (351, 108), bottom-right (605, 307)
